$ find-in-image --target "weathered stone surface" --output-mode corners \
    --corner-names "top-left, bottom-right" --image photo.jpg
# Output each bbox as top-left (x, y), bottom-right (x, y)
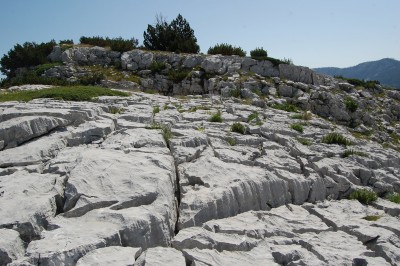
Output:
top-left (0, 229), bottom-right (25, 265)
top-left (76, 246), bottom-right (141, 266)
top-left (134, 247), bottom-right (185, 266)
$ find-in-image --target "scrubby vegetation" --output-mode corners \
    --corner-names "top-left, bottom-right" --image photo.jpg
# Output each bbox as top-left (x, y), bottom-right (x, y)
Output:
top-left (348, 188), bottom-right (377, 204)
top-left (208, 43), bottom-right (246, 57)
top-left (226, 136), bottom-right (236, 146)
top-left (291, 111), bottom-right (312, 120)
top-left (386, 192), bottom-right (400, 204)
top-left (209, 110), bottom-right (223, 122)
top-left (250, 47), bottom-right (268, 60)
top-left (143, 14), bottom-right (199, 53)
top-left (231, 122), bottom-right (246, 134)
top-left (296, 137), bottom-right (312, 146)
top-left (271, 103), bottom-right (298, 113)
top-left (321, 133), bottom-right (352, 146)
top-left (153, 105), bottom-right (160, 114)
top-left (290, 123), bottom-right (304, 133)
top-left (0, 86), bottom-right (129, 102)
top-left (345, 97), bottom-right (358, 112)
top-left (150, 61), bottom-right (167, 73)
top-left (0, 40), bottom-right (57, 78)
top-left (79, 36), bottom-right (138, 53)
top-left (342, 149), bottom-right (368, 158)
top-left (168, 69), bottom-right (190, 83)
top-left (335, 76), bottom-right (380, 89)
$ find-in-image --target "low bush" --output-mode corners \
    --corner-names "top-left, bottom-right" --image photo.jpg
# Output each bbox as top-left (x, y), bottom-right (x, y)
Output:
top-left (207, 43), bottom-right (246, 57)
top-left (386, 192), bottom-right (400, 204)
top-left (79, 36), bottom-right (138, 53)
top-left (0, 86), bottom-right (129, 102)
top-left (250, 47), bottom-right (268, 60)
top-left (345, 97), bottom-right (358, 112)
top-left (271, 103), bottom-right (298, 113)
top-left (290, 123), bottom-right (304, 133)
top-left (168, 69), bottom-right (190, 83)
top-left (321, 133), bottom-right (352, 146)
top-left (59, 39), bottom-right (74, 45)
top-left (342, 149), bottom-right (368, 158)
top-left (335, 76), bottom-right (380, 89)
top-left (231, 122), bottom-right (246, 134)
top-left (209, 110), bottom-right (223, 122)
top-left (149, 61), bottom-right (167, 73)
top-left (348, 188), bottom-right (377, 204)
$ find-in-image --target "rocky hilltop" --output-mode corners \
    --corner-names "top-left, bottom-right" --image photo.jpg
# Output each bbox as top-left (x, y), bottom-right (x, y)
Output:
top-left (0, 46), bottom-right (400, 265)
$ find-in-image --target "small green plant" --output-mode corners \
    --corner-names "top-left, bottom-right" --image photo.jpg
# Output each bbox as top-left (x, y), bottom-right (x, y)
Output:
top-left (163, 104), bottom-right (169, 110)
top-left (109, 107), bottom-right (124, 114)
top-left (209, 110), bottom-right (223, 123)
top-left (386, 192), bottom-right (400, 204)
top-left (149, 61), bottom-right (167, 73)
top-left (250, 47), bottom-right (268, 60)
top-left (168, 69), bottom-right (190, 83)
top-left (197, 125), bottom-right (205, 132)
top-left (290, 111), bottom-right (312, 120)
top-left (348, 188), bottom-right (377, 205)
top-left (296, 137), bottom-right (312, 146)
top-left (162, 126), bottom-right (172, 144)
top-left (247, 112), bottom-right (259, 122)
top-left (341, 149), bottom-right (368, 158)
top-left (321, 133), bottom-right (352, 146)
top-left (229, 88), bottom-right (241, 98)
top-left (290, 123), bottom-right (304, 133)
top-left (0, 86), bottom-right (129, 102)
top-left (345, 97), bottom-right (358, 112)
top-left (362, 215), bottom-right (381, 221)
top-left (226, 136), bottom-right (236, 146)
top-left (207, 43), bottom-right (246, 57)
top-left (271, 103), bottom-right (298, 113)
top-left (231, 122), bottom-right (246, 134)
top-left (153, 105), bottom-right (160, 115)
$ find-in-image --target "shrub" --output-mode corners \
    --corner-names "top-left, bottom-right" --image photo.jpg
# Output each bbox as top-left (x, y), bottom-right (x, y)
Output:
top-left (79, 36), bottom-right (138, 53)
top-left (34, 63), bottom-right (62, 76)
top-left (59, 39), bottom-right (74, 45)
top-left (231, 122), bottom-right (246, 134)
top-left (345, 97), bottom-right (358, 112)
top-left (153, 105), bottom-right (160, 115)
top-left (386, 192), bottom-right (400, 204)
top-left (0, 86), bottom-right (128, 102)
top-left (250, 47), bottom-right (268, 60)
top-left (271, 103), bottom-right (298, 113)
top-left (321, 133), bottom-right (352, 146)
top-left (1, 71), bottom-right (68, 88)
top-left (341, 149), bottom-right (368, 158)
top-left (209, 110), bottom-right (223, 122)
top-left (150, 61), bottom-right (167, 73)
top-left (335, 76), bottom-right (379, 89)
top-left (168, 69), bottom-right (190, 83)
top-left (290, 123), bottom-right (304, 133)
top-left (143, 14), bottom-right (200, 53)
top-left (207, 43), bottom-right (246, 57)
top-left (1, 40), bottom-right (57, 78)
top-left (348, 188), bottom-right (377, 204)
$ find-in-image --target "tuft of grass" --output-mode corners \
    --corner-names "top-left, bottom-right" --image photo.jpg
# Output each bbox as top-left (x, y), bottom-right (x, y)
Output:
top-left (290, 111), bottom-right (312, 120)
top-left (209, 110), bottom-right (223, 123)
top-left (345, 97), bottom-right (358, 112)
top-left (362, 215), bottom-right (381, 221)
top-left (247, 112), bottom-right (258, 122)
top-left (153, 105), bottom-right (160, 115)
top-left (162, 126), bottom-right (172, 144)
top-left (290, 123), bottom-right (304, 133)
top-left (296, 137), bottom-right (312, 146)
top-left (109, 106), bottom-right (124, 114)
top-left (341, 149), bottom-right (368, 158)
top-left (226, 136), bottom-right (236, 146)
top-left (0, 86), bottom-right (129, 102)
top-left (163, 104), bottom-right (169, 110)
top-left (231, 122), bottom-right (246, 134)
top-left (271, 103), bottom-right (298, 113)
top-left (386, 192), bottom-right (400, 204)
top-left (349, 188), bottom-right (377, 205)
top-left (229, 88), bottom-right (241, 98)
top-left (321, 133), bottom-right (352, 146)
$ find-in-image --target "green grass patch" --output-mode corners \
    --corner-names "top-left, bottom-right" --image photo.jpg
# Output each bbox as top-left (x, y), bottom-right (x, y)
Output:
top-left (168, 69), bottom-right (190, 83)
top-left (0, 86), bottom-right (129, 102)
top-left (153, 105), bottom-right (160, 115)
top-left (342, 149), bottom-right (368, 158)
top-left (321, 133), bottom-right (352, 146)
top-left (226, 136), bottom-right (236, 146)
top-left (386, 192), bottom-right (400, 204)
top-left (296, 137), bottom-right (312, 146)
top-left (362, 215), bottom-right (381, 221)
top-left (290, 111), bottom-right (312, 120)
top-left (271, 103), bottom-right (298, 113)
top-left (290, 123), bottom-right (304, 133)
top-left (231, 122), bottom-right (246, 134)
top-left (209, 110), bottom-right (223, 123)
top-left (349, 188), bottom-right (377, 205)
top-left (345, 97), bottom-right (358, 112)
top-left (109, 107), bottom-right (124, 114)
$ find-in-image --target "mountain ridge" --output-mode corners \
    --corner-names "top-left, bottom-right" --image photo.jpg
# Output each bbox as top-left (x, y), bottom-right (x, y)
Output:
top-left (314, 58), bottom-right (400, 89)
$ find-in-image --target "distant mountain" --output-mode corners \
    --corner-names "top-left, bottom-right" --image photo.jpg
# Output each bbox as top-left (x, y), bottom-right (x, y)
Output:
top-left (314, 58), bottom-right (400, 89)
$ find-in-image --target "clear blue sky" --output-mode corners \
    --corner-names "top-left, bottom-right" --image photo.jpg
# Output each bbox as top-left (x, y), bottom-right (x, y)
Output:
top-left (0, 0), bottom-right (399, 74)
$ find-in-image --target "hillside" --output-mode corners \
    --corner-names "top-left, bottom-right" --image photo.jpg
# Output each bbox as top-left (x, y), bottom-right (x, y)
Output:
top-left (0, 46), bottom-right (400, 265)
top-left (314, 58), bottom-right (400, 89)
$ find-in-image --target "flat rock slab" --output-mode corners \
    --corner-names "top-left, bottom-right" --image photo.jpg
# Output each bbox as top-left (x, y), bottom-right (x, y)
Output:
top-left (135, 247), bottom-right (185, 266)
top-left (76, 246), bottom-right (141, 266)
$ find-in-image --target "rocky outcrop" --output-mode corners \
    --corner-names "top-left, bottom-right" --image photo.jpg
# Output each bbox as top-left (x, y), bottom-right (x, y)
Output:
top-left (0, 90), bottom-right (399, 265)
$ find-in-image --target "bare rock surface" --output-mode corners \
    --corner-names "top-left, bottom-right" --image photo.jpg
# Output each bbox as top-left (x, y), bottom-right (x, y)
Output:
top-left (0, 89), bottom-right (399, 265)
